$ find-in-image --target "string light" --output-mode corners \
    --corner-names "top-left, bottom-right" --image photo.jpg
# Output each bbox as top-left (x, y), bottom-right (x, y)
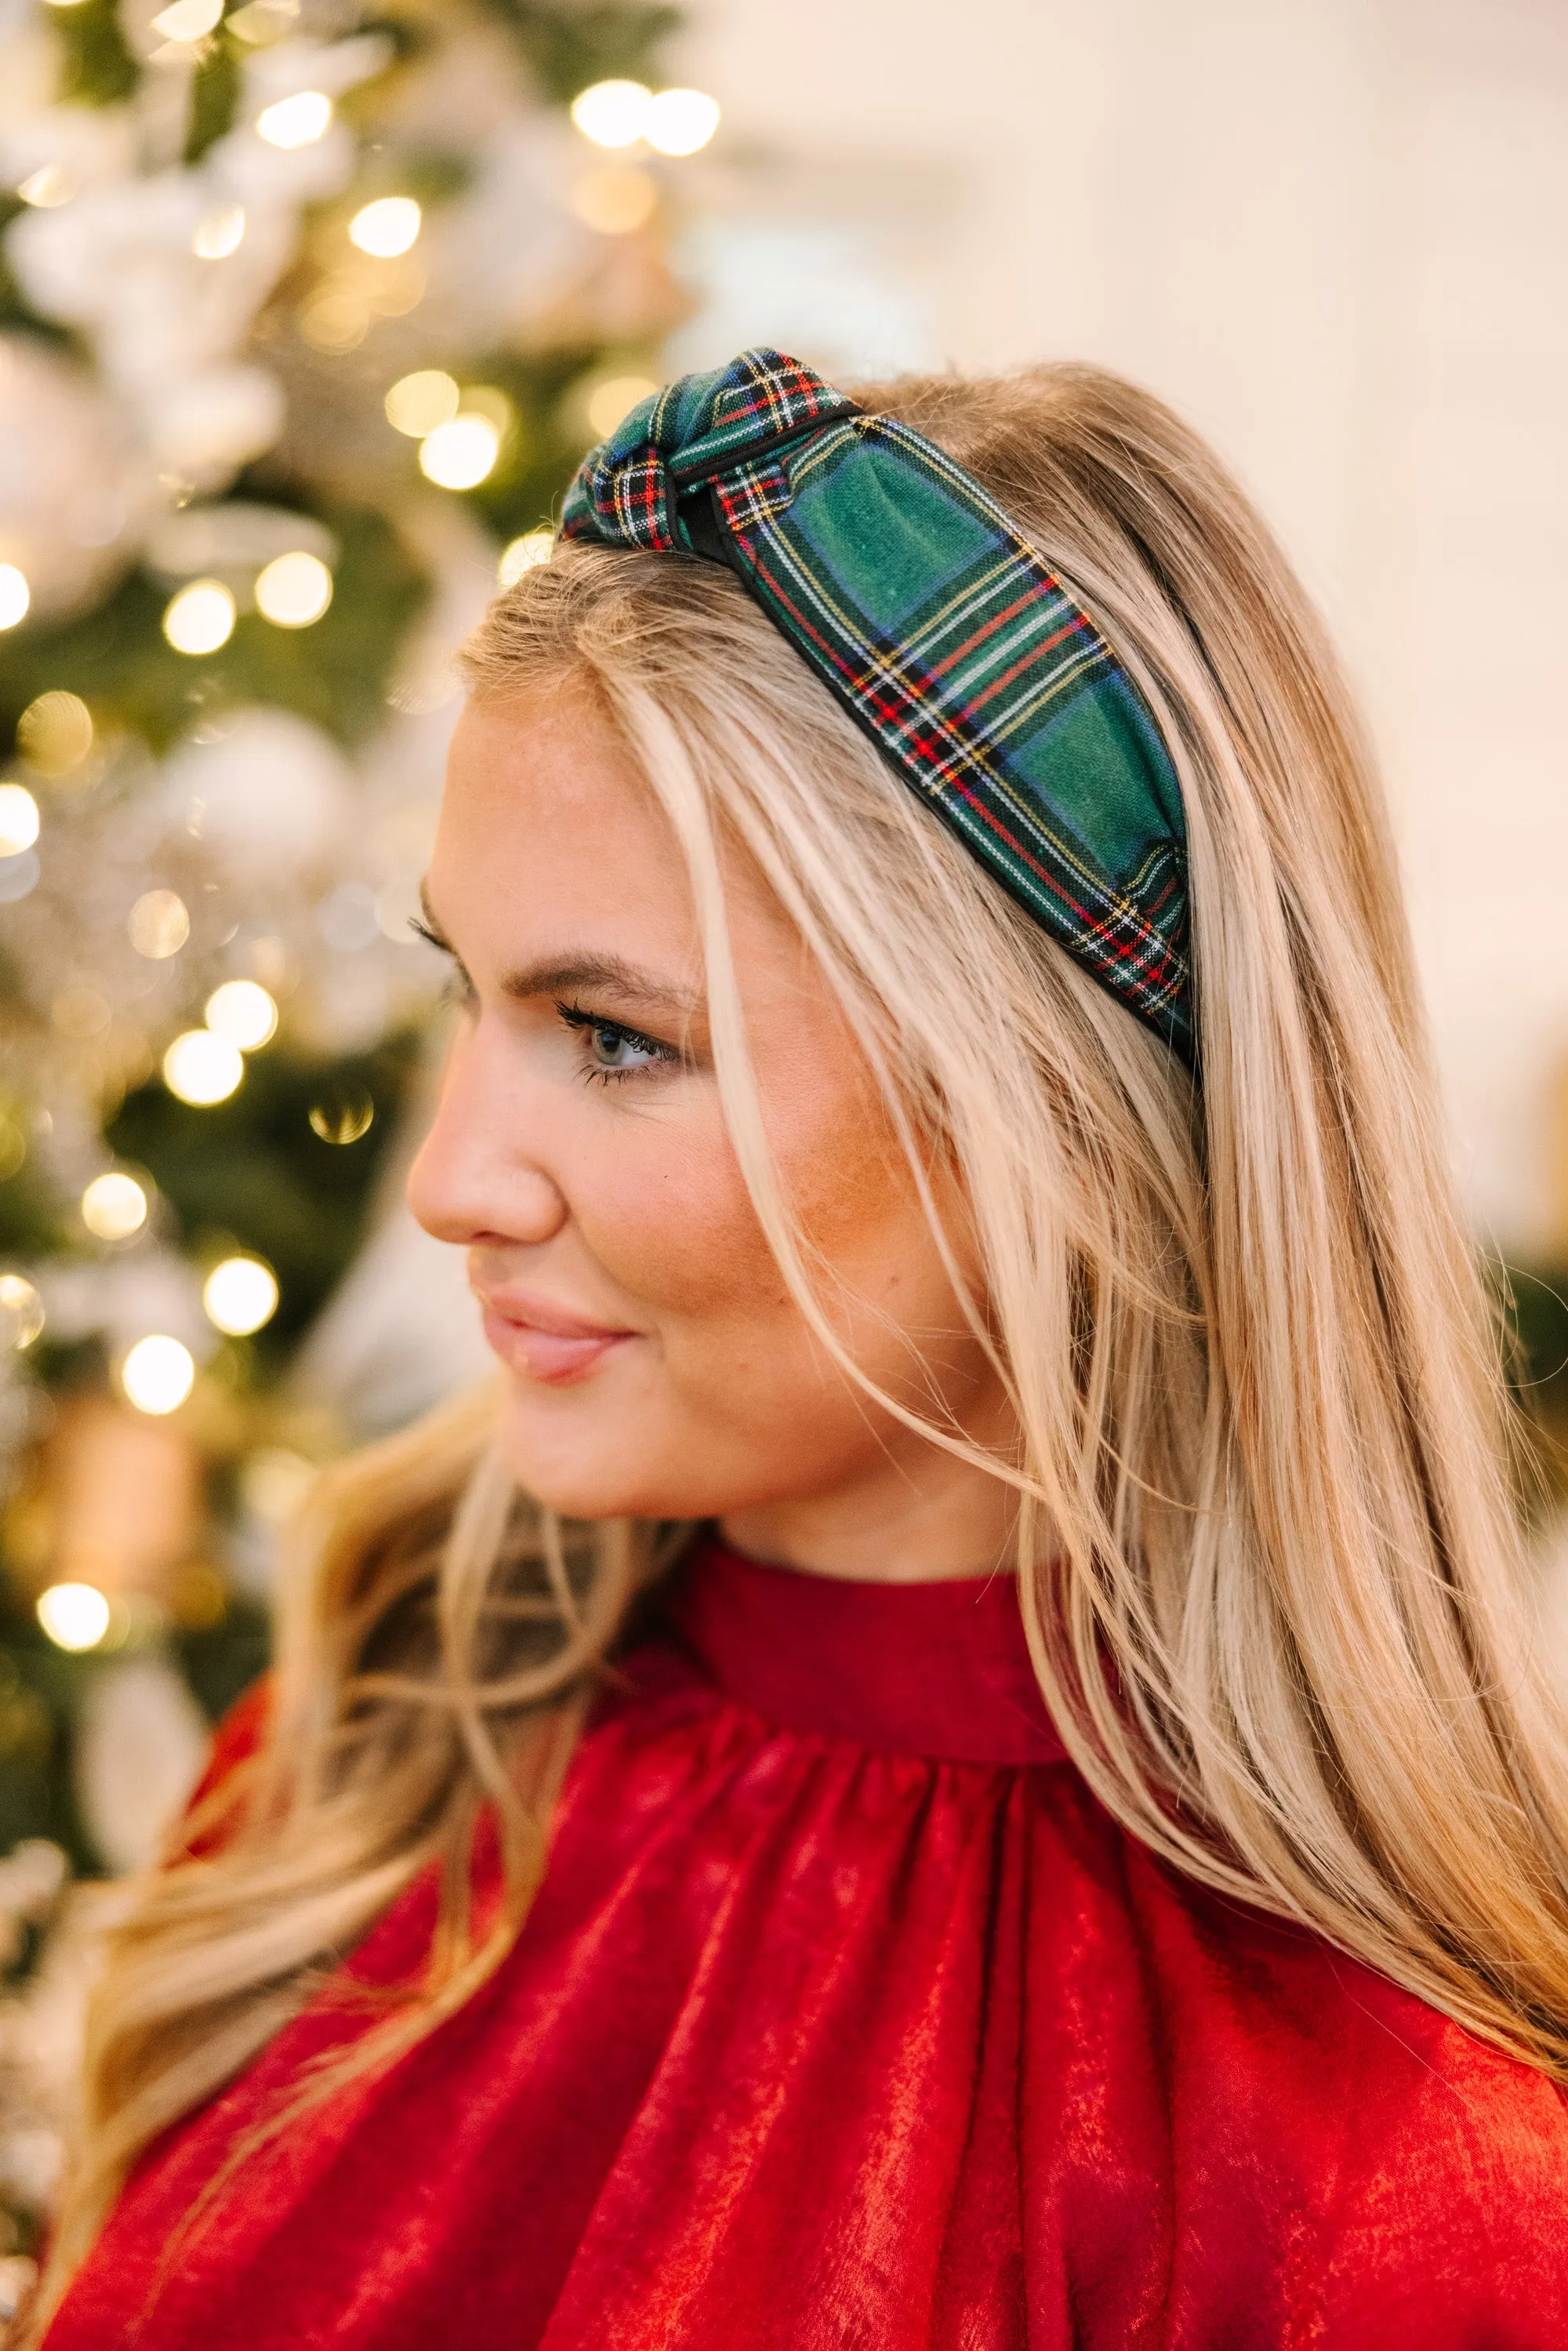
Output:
top-left (17, 690), bottom-right (93, 775)
top-left (205, 980), bottom-right (278, 1050)
top-left (0, 785), bottom-right (40, 858)
top-left (308, 1085), bottom-right (374, 1145)
top-left (384, 370), bottom-right (459, 437)
top-left (120, 1333), bottom-right (194, 1415)
top-left (193, 204), bottom-right (245, 259)
top-left (570, 80), bottom-right (652, 147)
top-left (499, 531), bottom-right (554, 585)
top-left (203, 1255), bottom-right (278, 1336)
top-left (255, 550), bottom-right (332, 627)
top-left (349, 197), bottom-right (420, 256)
top-left (0, 1274), bottom-right (44, 1351)
top-left (644, 88), bottom-right (720, 155)
top-left (162, 1030), bottom-right (244, 1106)
top-left (36, 1584), bottom-right (109, 1653)
top-left (128, 889), bottom-right (190, 960)
top-left (151, 0), bottom-right (223, 37)
top-left (419, 413), bottom-right (499, 489)
top-left (81, 1172), bottom-right (148, 1241)
top-left (256, 91), bottom-right (332, 148)
top-left (0, 568), bottom-right (30, 629)
top-left (162, 579), bottom-right (235, 655)
top-left (586, 375), bottom-right (659, 438)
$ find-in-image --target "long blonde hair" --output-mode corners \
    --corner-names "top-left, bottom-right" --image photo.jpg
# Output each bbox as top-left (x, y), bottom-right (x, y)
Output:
top-left (32, 361), bottom-right (1568, 2327)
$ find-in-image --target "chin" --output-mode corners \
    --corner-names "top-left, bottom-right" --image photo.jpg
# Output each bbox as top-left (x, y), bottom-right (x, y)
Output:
top-left (495, 1383), bottom-right (701, 1523)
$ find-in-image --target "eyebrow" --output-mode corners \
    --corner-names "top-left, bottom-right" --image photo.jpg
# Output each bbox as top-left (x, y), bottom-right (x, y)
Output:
top-left (416, 882), bottom-right (702, 1017)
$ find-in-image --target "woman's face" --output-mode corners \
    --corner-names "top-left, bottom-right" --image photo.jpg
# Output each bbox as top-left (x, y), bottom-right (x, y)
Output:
top-left (408, 683), bottom-right (1015, 1574)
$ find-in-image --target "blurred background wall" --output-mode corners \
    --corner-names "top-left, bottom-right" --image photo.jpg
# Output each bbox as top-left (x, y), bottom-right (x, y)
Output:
top-left (0, 0), bottom-right (1563, 2306)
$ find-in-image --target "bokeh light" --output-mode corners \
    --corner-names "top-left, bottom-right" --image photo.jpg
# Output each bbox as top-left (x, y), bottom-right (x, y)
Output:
top-left (17, 690), bottom-right (93, 775)
top-left (384, 370), bottom-right (459, 437)
top-left (644, 88), bottom-right (720, 155)
top-left (36, 1584), bottom-right (110, 1653)
top-left (571, 167), bottom-right (657, 236)
top-left (0, 567), bottom-right (30, 629)
top-left (419, 413), bottom-right (499, 489)
top-left (570, 79), bottom-right (651, 147)
top-left (349, 197), bottom-right (421, 257)
top-left (128, 889), bottom-right (190, 960)
top-left (256, 91), bottom-right (332, 148)
top-left (120, 1333), bottom-right (195, 1415)
top-left (205, 979), bottom-right (278, 1050)
top-left (162, 579), bottom-right (235, 655)
top-left (81, 1172), bottom-right (148, 1241)
top-left (586, 375), bottom-right (659, 439)
top-left (499, 531), bottom-right (554, 586)
top-left (308, 1084), bottom-right (375, 1145)
top-left (203, 1255), bottom-right (279, 1336)
top-left (0, 784), bottom-right (40, 858)
top-left (193, 203), bottom-right (245, 259)
top-left (162, 1030), bottom-right (244, 1106)
top-left (151, 0), bottom-right (223, 38)
top-left (255, 550), bottom-right (333, 627)
top-left (0, 1274), bottom-right (44, 1351)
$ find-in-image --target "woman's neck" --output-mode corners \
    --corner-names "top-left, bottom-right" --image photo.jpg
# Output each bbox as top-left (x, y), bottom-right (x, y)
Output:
top-left (720, 1451), bottom-right (1019, 1585)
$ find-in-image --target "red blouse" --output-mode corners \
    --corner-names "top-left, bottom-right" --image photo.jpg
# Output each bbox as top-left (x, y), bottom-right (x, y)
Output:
top-left (45, 1540), bottom-right (1568, 2348)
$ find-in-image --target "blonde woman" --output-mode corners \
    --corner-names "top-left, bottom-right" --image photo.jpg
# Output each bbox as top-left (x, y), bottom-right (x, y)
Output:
top-left (31, 351), bottom-right (1568, 2348)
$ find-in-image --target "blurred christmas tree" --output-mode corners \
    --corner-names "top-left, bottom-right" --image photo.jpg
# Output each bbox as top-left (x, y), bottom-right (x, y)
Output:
top-left (0, 0), bottom-right (710, 2282)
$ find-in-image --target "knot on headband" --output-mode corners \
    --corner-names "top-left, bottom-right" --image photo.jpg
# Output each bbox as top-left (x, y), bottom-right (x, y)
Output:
top-left (560, 348), bottom-right (1192, 1055)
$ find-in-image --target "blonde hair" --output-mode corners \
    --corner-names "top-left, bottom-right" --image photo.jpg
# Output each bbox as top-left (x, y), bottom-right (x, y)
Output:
top-left (31, 362), bottom-right (1568, 2329)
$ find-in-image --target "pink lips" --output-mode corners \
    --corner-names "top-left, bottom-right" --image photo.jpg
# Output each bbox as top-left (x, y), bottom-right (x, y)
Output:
top-left (475, 1290), bottom-right (637, 1386)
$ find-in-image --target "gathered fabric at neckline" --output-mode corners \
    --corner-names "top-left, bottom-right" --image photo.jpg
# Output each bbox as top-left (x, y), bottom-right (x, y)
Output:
top-left (659, 1533), bottom-right (1067, 1767)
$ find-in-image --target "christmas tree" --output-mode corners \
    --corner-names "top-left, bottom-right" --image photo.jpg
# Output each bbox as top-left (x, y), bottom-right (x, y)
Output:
top-left (0, 0), bottom-right (709, 2287)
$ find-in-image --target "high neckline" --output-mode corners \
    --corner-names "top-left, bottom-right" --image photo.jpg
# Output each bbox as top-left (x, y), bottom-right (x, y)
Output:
top-left (662, 1534), bottom-right (1066, 1766)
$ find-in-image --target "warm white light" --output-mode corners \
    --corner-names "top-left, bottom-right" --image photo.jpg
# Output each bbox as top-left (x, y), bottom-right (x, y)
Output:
top-left (645, 87), bottom-right (720, 155)
top-left (17, 690), bottom-right (93, 775)
top-left (120, 1333), bottom-right (195, 1415)
top-left (418, 413), bottom-right (499, 490)
top-left (193, 203), bottom-right (245, 259)
top-left (0, 567), bottom-right (30, 629)
top-left (151, 0), bottom-right (223, 37)
top-left (384, 369), bottom-right (458, 438)
top-left (0, 784), bottom-right (40, 857)
top-left (349, 196), bottom-right (420, 257)
top-left (162, 579), bottom-right (235, 655)
top-left (81, 1172), bottom-right (148, 1241)
top-left (203, 1254), bottom-right (278, 1336)
top-left (205, 979), bottom-right (278, 1050)
top-left (128, 889), bottom-right (190, 960)
top-left (36, 1584), bottom-right (110, 1653)
top-left (162, 1029), bottom-right (244, 1106)
top-left (586, 375), bottom-right (659, 440)
top-left (498, 530), bottom-right (554, 586)
top-left (17, 165), bottom-right (74, 209)
top-left (255, 550), bottom-right (332, 627)
top-left (256, 91), bottom-right (332, 148)
top-left (0, 1274), bottom-right (44, 1351)
top-left (570, 79), bottom-right (651, 148)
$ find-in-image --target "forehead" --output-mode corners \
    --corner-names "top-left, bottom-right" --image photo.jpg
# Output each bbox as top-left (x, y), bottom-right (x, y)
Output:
top-left (430, 689), bottom-right (695, 960)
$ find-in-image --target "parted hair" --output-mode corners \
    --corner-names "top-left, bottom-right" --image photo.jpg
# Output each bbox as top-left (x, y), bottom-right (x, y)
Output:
top-left (28, 361), bottom-right (1568, 2333)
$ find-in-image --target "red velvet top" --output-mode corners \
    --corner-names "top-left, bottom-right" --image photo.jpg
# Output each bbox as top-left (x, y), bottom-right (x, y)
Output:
top-left (45, 1540), bottom-right (1568, 2348)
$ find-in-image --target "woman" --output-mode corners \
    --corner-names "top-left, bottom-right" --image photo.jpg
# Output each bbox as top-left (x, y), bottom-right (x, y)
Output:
top-left (31, 350), bottom-right (1568, 2346)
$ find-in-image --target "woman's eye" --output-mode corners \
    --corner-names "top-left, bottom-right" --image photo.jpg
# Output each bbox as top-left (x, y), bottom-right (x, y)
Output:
top-left (555, 1002), bottom-right (676, 1083)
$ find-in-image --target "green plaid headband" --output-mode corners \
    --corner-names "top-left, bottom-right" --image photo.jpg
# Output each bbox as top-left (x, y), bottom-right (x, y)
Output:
top-left (560, 348), bottom-right (1192, 1054)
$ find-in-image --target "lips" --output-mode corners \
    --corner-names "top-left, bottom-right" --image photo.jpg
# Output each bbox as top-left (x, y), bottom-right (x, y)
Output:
top-left (474, 1289), bottom-right (637, 1387)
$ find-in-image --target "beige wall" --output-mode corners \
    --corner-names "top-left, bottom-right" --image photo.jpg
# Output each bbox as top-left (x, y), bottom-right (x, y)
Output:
top-left (677, 0), bottom-right (1568, 1250)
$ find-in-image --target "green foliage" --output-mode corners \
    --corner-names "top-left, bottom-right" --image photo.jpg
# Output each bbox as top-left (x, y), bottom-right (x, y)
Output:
top-left (0, 502), bottom-right (430, 759)
top-left (49, 0), bottom-right (140, 109)
top-left (480, 0), bottom-right (683, 104)
top-left (107, 1032), bottom-right (422, 1370)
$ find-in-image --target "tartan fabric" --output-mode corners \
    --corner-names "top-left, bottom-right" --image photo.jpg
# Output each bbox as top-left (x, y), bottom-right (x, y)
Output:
top-left (561, 349), bottom-right (1192, 1053)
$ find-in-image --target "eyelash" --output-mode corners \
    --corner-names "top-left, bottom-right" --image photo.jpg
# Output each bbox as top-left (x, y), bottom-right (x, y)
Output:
top-left (554, 1000), bottom-right (679, 1086)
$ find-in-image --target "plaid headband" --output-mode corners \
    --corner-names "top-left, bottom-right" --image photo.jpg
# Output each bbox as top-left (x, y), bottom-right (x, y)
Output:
top-left (559, 348), bottom-right (1192, 1054)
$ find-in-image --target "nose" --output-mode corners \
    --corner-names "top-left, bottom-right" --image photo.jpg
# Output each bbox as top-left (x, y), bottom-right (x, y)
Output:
top-left (406, 1021), bottom-right (568, 1250)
